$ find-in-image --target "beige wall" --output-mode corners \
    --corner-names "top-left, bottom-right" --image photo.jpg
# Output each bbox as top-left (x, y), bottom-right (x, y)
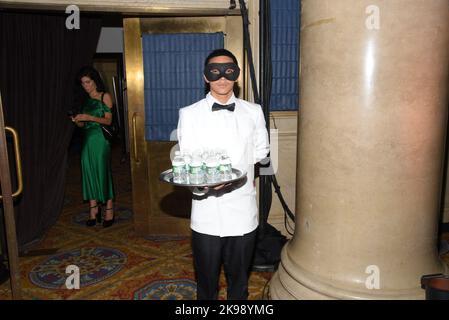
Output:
top-left (266, 111), bottom-right (297, 238)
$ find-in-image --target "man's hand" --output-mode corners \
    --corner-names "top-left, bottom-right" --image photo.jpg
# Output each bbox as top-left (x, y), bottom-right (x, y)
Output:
top-left (190, 186), bottom-right (209, 195)
top-left (212, 183), bottom-right (232, 190)
top-left (190, 182), bottom-right (232, 195)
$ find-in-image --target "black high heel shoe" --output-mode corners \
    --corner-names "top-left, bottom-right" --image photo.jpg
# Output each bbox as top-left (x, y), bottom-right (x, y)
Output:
top-left (102, 207), bottom-right (114, 228)
top-left (86, 205), bottom-right (101, 227)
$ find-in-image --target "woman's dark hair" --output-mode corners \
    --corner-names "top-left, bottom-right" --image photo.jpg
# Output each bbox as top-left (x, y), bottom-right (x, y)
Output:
top-left (204, 48), bottom-right (239, 66)
top-left (76, 66), bottom-right (106, 92)
top-left (73, 66), bottom-right (107, 110)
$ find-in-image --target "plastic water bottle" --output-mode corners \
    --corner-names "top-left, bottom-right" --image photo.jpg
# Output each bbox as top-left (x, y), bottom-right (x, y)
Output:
top-left (215, 149), bottom-right (225, 158)
top-left (201, 150), bottom-right (210, 172)
top-left (205, 155), bottom-right (220, 183)
top-left (219, 154), bottom-right (232, 181)
top-left (183, 150), bottom-right (192, 181)
top-left (172, 151), bottom-right (186, 183)
top-left (189, 156), bottom-right (204, 184)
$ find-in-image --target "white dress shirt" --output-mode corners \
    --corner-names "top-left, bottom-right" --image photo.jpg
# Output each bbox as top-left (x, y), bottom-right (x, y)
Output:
top-left (177, 92), bottom-right (270, 237)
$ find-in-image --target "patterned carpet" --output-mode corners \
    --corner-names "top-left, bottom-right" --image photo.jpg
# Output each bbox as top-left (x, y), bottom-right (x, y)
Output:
top-left (0, 142), bottom-right (273, 300)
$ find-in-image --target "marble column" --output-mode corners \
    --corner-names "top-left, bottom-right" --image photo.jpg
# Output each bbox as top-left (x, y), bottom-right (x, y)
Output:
top-left (270, 0), bottom-right (449, 299)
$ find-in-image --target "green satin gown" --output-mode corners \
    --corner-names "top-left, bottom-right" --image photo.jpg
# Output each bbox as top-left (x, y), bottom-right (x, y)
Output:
top-left (80, 98), bottom-right (114, 203)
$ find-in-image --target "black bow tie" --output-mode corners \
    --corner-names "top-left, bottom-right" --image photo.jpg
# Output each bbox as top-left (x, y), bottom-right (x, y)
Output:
top-left (212, 102), bottom-right (235, 112)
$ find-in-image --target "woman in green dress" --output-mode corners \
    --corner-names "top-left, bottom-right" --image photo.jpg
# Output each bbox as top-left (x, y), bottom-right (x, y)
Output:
top-left (72, 66), bottom-right (115, 228)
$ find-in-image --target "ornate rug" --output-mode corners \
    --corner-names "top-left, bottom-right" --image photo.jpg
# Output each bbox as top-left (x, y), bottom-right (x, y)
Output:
top-left (29, 247), bottom-right (127, 289)
top-left (133, 278), bottom-right (197, 300)
top-left (0, 144), bottom-right (273, 300)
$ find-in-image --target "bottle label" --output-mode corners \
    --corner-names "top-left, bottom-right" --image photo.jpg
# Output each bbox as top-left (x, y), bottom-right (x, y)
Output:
top-left (206, 166), bottom-right (218, 174)
top-left (190, 166), bottom-right (201, 174)
top-left (219, 164), bottom-right (231, 172)
top-left (173, 165), bottom-right (184, 174)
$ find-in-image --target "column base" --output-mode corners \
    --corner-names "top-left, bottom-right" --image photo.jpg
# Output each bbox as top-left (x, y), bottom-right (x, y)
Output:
top-left (269, 247), bottom-right (445, 300)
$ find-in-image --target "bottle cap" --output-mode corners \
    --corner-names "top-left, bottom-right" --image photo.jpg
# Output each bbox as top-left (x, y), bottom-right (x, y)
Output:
top-left (190, 158), bottom-right (202, 167)
top-left (220, 157), bottom-right (231, 165)
top-left (206, 157), bottom-right (219, 167)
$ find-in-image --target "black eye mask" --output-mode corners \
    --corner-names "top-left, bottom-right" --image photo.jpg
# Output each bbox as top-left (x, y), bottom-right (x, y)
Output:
top-left (204, 63), bottom-right (240, 82)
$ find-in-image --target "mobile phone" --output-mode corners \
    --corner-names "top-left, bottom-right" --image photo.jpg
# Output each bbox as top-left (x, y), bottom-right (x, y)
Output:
top-left (67, 110), bottom-right (75, 117)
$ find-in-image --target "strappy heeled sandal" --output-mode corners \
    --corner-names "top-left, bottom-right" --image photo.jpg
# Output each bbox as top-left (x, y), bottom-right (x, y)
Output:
top-left (86, 205), bottom-right (101, 227)
top-left (102, 207), bottom-right (114, 228)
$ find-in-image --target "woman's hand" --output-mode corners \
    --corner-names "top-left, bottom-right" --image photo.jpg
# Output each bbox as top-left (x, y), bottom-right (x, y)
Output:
top-left (71, 116), bottom-right (84, 127)
top-left (73, 114), bottom-right (92, 122)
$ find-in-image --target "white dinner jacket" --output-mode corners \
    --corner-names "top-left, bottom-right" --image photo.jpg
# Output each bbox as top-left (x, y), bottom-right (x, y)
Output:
top-left (177, 92), bottom-right (270, 237)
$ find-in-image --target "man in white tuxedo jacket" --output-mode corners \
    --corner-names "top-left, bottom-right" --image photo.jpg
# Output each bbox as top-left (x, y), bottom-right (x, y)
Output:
top-left (177, 49), bottom-right (270, 300)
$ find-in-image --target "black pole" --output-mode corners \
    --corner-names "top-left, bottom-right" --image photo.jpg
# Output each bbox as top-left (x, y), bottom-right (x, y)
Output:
top-left (258, 0), bottom-right (273, 236)
top-left (239, 0), bottom-right (270, 235)
top-left (240, 0), bottom-right (291, 271)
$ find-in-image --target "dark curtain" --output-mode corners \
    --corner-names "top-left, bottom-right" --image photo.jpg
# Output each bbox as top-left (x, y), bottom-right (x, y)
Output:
top-left (0, 12), bottom-right (101, 247)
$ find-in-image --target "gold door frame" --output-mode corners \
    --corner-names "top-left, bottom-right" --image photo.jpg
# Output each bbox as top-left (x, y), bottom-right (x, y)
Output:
top-left (0, 93), bottom-right (23, 299)
top-left (124, 16), bottom-right (244, 235)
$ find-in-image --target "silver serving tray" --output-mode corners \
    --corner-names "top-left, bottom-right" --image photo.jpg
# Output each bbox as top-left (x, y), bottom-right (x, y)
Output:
top-left (159, 168), bottom-right (247, 188)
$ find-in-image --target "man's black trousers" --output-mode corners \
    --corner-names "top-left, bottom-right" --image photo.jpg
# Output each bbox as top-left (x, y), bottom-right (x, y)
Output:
top-left (191, 228), bottom-right (257, 300)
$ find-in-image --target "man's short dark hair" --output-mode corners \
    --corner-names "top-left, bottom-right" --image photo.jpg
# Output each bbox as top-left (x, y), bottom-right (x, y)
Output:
top-left (204, 49), bottom-right (238, 66)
